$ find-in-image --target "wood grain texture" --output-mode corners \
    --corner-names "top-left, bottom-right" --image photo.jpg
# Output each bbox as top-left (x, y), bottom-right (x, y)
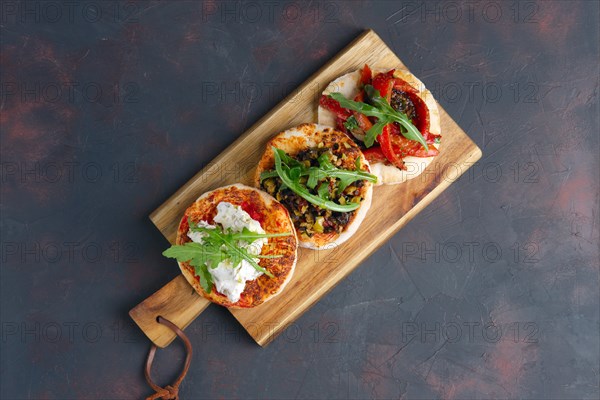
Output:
top-left (129, 275), bottom-right (210, 347)
top-left (130, 29), bottom-right (482, 347)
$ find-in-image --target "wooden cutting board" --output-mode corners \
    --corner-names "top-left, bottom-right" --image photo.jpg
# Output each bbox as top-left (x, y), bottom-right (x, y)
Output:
top-left (130, 29), bottom-right (482, 348)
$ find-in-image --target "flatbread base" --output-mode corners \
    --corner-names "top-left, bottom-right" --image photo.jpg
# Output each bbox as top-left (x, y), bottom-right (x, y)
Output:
top-left (176, 184), bottom-right (298, 308)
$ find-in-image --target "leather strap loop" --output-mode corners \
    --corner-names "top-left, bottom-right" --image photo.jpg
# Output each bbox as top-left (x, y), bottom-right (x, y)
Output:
top-left (144, 316), bottom-right (193, 400)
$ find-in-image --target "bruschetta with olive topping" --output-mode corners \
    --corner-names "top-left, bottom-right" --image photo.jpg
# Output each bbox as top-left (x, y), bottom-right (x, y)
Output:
top-left (163, 184), bottom-right (298, 308)
top-left (255, 123), bottom-right (377, 249)
top-left (319, 64), bottom-right (441, 185)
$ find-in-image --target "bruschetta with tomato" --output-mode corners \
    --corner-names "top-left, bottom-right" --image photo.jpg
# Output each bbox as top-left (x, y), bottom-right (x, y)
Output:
top-left (318, 64), bottom-right (441, 185)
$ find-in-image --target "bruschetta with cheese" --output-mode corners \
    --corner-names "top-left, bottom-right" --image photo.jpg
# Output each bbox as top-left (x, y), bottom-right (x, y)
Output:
top-left (164, 184), bottom-right (298, 308)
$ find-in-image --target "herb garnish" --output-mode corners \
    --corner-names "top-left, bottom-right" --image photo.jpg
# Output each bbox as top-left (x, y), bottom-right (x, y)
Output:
top-left (343, 115), bottom-right (359, 132)
top-left (329, 84), bottom-right (428, 151)
top-left (163, 220), bottom-right (291, 293)
top-left (261, 147), bottom-right (377, 212)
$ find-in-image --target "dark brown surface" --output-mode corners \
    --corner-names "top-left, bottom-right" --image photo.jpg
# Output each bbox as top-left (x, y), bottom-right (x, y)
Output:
top-left (1, 1), bottom-right (598, 399)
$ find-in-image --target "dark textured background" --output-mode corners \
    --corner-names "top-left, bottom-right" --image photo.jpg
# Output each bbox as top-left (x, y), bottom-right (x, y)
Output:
top-left (1, 1), bottom-right (599, 399)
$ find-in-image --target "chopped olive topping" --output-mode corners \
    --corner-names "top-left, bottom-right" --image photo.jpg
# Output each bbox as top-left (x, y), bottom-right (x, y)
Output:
top-left (261, 148), bottom-right (366, 237)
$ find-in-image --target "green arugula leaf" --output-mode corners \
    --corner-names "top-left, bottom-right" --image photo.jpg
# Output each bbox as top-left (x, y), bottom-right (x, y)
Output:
top-left (189, 225), bottom-right (283, 278)
top-left (306, 168), bottom-right (319, 189)
top-left (329, 92), bottom-right (383, 118)
top-left (364, 119), bottom-right (388, 148)
top-left (329, 85), bottom-right (428, 151)
top-left (163, 242), bottom-right (222, 291)
top-left (278, 150), bottom-right (301, 168)
top-left (230, 227), bottom-right (292, 242)
top-left (264, 149), bottom-right (377, 192)
top-left (163, 241), bottom-right (207, 262)
top-left (289, 166), bottom-right (301, 180)
top-left (272, 147), bottom-right (377, 212)
top-left (363, 85), bottom-right (396, 114)
top-left (317, 181), bottom-right (330, 200)
top-left (343, 115), bottom-right (359, 132)
top-left (163, 222), bottom-right (294, 293)
top-left (195, 263), bottom-right (213, 292)
top-left (260, 170), bottom-right (279, 182)
top-left (317, 153), bottom-right (335, 170)
top-left (336, 175), bottom-right (358, 194)
top-left (163, 241), bottom-right (225, 269)
top-left (364, 85), bottom-right (428, 151)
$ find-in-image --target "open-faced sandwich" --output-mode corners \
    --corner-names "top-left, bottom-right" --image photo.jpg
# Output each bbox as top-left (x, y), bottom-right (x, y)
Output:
top-left (163, 184), bottom-right (298, 308)
top-left (255, 123), bottom-right (377, 249)
top-left (318, 64), bottom-right (441, 185)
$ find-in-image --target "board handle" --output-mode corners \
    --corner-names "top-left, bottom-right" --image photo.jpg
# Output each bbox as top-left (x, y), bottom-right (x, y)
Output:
top-left (129, 275), bottom-right (211, 348)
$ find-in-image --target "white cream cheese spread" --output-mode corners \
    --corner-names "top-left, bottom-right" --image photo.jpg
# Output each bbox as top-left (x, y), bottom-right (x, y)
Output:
top-left (187, 202), bottom-right (266, 302)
